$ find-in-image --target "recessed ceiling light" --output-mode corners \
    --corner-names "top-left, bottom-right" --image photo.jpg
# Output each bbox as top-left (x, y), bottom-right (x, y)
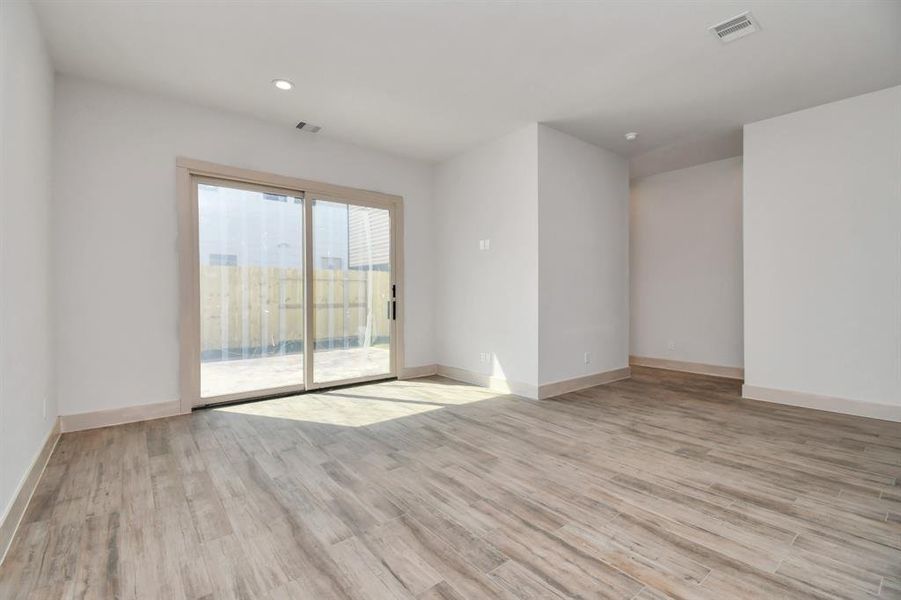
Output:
top-left (272, 79), bottom-right (294, 91)
top-left (625, 132), bottom-right (638, 141)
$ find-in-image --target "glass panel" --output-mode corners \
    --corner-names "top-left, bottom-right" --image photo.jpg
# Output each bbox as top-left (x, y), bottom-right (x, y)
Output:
top-left (198, 182), bottom-right (304, 397)
top-left (312, 199), bottom-right (391, 383)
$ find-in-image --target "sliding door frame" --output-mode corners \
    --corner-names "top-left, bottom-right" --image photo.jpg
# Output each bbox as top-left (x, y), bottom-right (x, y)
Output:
top-left (304, 191), bottom-right (399, 391)
top-left (176, 157), bottom-right (405, 412)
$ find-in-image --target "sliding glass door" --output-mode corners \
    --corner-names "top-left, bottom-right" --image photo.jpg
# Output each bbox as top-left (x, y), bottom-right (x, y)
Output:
top-left (191, 173), bottom-right (397, 406)
top-left (197, 180), bottom-right (306, 399)
top-left (310, 198), bottom-right (393, 386)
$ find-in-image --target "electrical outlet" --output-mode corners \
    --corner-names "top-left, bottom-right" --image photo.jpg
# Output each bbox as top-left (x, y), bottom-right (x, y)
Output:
top-left (667, 340), bottom-right (676, 351)
top-left (484, 239), bottom-right (490, 250)
top-left (584, 351), bottom-right (591, 364)
top-left (480, 352), bottom-right (491, 363)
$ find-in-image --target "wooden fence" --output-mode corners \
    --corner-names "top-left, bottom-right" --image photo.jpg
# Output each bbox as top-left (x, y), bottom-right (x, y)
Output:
top-left (200, 266), bottom-right (391, 358)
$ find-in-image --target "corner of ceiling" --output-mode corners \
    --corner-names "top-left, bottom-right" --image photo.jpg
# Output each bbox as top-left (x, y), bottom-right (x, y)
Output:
top-left (629, 129), bottom-right (743, 181)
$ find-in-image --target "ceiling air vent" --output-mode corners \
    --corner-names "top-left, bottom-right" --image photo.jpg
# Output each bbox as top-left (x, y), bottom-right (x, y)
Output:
top-left (709, 11), bottom-right (759, 43)
top-left (296, 121), bottom-right (322, 133)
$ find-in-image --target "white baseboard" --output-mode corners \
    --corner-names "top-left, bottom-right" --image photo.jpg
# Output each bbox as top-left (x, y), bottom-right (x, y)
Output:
top-left (436, 365), bottom-right (539, 399)
top-left (538, 367), bottom-right (632, 399)
top-left (399, 364), bottom-right (438, 379)
top-left (434, 365), bottom-right (632, 400)
top-left (60, 399), bottom-right (183, 433)
top-left (0, 418), bottom-right (60, 566)
top-left (742, 384), bottom-right (901, 423)
top-left (630, 355), bottom-right (744, 380)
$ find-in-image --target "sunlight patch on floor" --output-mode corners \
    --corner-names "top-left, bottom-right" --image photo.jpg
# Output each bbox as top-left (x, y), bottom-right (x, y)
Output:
top-left (211, 377), bottom-right (502, 427)
top-left (213, 392), bottom-right (442, 427)
top-left (331, 381), bottom-right (498, 406)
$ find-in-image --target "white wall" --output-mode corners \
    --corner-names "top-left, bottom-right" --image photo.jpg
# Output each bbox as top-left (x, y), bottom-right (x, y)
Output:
top-left (743, 85), bottom-right (901, 414)
top-left (630, 157), bottom-right (743, 369)
top-left (433, 124), bottom-right (630, 394)
top-left (538, 125), bottom-right (629, 385)
top-left (0, 0), bottom-right (57, 527)
top-left (433, 125), bottom-right (539, 393)
top-left (52, 76), bottom-right (435, 416)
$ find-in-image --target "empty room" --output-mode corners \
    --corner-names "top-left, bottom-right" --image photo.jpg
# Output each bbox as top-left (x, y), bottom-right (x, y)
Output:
top-left (1, 1), bottom-right (900, 598)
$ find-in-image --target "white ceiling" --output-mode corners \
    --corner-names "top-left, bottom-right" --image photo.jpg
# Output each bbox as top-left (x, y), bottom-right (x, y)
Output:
top-left (33, 0), bottom-right (901, 171)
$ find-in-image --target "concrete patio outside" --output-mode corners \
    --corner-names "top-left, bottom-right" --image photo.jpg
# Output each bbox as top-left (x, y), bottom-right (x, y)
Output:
top-left (200, 346), bottom-right (390, 398)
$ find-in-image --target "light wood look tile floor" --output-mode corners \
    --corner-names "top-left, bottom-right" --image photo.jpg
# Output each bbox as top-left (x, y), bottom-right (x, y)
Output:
top-left (2, 367), bottom-right (900, 599)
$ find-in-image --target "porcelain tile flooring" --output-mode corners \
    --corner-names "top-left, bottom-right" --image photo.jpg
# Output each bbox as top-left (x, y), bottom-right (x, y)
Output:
top-left (1, 367), bottom-right (899, 599)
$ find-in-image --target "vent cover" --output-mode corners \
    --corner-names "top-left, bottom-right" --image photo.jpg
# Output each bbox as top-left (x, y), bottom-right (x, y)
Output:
top-left (709, 11), bottom-right (759, 43)
top-left (296, 121), bottom-right (322, 133)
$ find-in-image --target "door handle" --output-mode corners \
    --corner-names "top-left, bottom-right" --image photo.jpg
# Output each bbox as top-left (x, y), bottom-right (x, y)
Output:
top-left (391, 283), bottom-right (397, 320)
